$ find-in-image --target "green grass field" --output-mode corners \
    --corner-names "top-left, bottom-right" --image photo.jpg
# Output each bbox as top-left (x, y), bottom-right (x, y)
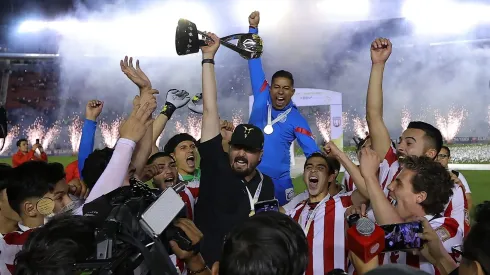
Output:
top-left (1, 156), bottom-right (488, 211)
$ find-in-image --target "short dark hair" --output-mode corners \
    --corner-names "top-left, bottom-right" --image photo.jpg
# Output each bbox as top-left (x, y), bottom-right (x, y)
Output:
top-left (147, 152), bottom-right (174, 165)
top-left (407, 121), bottom-right (443, 155)
top-left (7, 161), bottom-right (66, 215)
top-left (461, 201), bottom-right (490, 274)
top-left (14, 214), bottom-right (97, 275)
top-left (271, 70), bottom-right (294, 87)
top-left (82, 147), bottom-right (114, 189)
top-left (402, 156), bottom-right (453, 215)
top-left (163, 133), bottom-right (196, 154)
top-left (220, 211), bottom-right (308, 275)
top-left (304, 152), bottom-right (335, 175)
top-left (16, 138), bottom-right (27, 147)
top-left (440, 145), bottom-right (450, 157)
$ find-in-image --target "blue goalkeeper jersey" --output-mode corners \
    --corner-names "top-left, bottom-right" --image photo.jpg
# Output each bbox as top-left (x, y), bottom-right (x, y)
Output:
top-left (247, 27), bottom-right (320, 180)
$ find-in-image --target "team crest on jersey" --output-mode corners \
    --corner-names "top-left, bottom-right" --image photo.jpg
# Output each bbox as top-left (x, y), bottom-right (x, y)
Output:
top-left (436, 226), bottom-right (451, 242)
top-left (279, 116), bottom-right (287, 123)
top-left (333, 116), bottom-right (341, 127)
top-left (285, 188), bottom-right (295, 201)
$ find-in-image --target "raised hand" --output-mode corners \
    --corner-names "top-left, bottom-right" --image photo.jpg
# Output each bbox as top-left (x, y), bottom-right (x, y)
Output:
top-left (85, 100), bottom-right (104, 121)
top-left (140, 163), bottom-right (164, 182)
top-left (370, 37), bottom-right (392, 65)
top-left (133, 89), bottom-right (158, 115)
top-left (188, 93), bottom-right (203, 114)
top-left (359, 147), bottom-right (381, 178)
top-left (166, 89), bottom-right (190, 109)
top-left (119, 99), bottom-right (154, 142)
top-left (120, 56), bottom-right (152, 91)
top-left (249, 11), bottom-right (260, 28)
top-left (323, 141), bottom-right (342, 158)
top-left (200, 32), bottom-right (220, 58)
top-left (220, 120), bottom-right (234, 141)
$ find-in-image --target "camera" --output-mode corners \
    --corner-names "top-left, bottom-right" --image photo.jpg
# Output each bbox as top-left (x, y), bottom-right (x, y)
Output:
top-left (76, 178), bottom-right (195, 275)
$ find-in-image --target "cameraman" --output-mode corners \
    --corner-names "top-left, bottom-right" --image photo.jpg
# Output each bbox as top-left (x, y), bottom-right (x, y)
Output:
top-left (14, 215), bottom-right (211, 275)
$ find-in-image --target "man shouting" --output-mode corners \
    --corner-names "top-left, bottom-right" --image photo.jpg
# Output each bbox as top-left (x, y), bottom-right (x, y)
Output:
top-left (246, 11), bottom-right (320, 205)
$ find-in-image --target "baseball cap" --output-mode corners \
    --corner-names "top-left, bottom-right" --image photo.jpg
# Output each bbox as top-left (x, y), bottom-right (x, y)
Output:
top-left (229, 124), bottom-right (264, 151)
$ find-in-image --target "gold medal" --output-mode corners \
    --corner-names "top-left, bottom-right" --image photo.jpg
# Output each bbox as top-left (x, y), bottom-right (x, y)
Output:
top-left (249, 210), bottom-right (255, 217)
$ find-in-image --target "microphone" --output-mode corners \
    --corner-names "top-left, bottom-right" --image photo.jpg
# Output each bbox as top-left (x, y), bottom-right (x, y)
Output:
top-left (346, 217), bottom-right (385, 263)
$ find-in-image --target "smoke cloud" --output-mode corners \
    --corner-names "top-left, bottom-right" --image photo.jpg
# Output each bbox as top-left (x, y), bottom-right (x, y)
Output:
top-left (49, 0), bottom-right (489, 148)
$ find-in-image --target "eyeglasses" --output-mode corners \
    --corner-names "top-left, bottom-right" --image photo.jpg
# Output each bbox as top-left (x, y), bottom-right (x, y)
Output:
top-left (437, 154), bottom-right (449, 159)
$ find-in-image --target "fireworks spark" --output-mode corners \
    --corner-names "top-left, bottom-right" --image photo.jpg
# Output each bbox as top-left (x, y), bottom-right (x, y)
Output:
top-left (100, 117), bottom-right (123, 148)
top-left (316, 116), bottom-right (330, 142)
top-left (42, 123), bottom-right (61, 149)
top-left (25, 117), bottom-right (46, 145)
top-left (342, 112), bottom-right (350, 132)
top-left (434, 107), bottom-right (468, 143)
top-left (175, 115), bottom-right (202, 140)
top-left (401, 107), bottom-right (411, 131)
top-left (352, 116), bottom-right (369, 139)
top-left (0, 126), bottom-right (20, 155)
top-left (232, 110), bottom-right (244, 126)
top-left (68, 116), bottom-right (83, 153)
top-left (488, 105), bottom-right (490, 128)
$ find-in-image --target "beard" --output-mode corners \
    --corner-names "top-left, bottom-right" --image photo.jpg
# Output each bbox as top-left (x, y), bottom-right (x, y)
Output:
top-left (231, 156), bottom-right (257, 177)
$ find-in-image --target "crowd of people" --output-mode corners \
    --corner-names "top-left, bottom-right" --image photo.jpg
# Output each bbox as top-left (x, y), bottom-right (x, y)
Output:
top-left (0, 11), bottom-right (489, 275)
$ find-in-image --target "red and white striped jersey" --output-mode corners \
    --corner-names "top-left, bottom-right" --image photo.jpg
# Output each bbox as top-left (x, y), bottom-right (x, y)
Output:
top-left (179, 181), bottom-right (200, 221)
top-left (0, 228), bottom-right (32, 275)
top-left (443, 184), bottom-right (469, 237)
top-left (381, 215), bottom-right (463, 274)
top-left (378, 146), bottom-right (469, 235)
top-left (341, 171), bottom-right (355, 193)
top-left (378, 145), bottom-right (400, 196)
top-left (285, 192), bottom-right (354, 275)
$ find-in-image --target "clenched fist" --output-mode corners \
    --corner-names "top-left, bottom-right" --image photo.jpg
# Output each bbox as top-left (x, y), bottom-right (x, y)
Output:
top-left (249, 11), bottom-right (260, 28)
top-left (370, 37), bottom-right (392, 65)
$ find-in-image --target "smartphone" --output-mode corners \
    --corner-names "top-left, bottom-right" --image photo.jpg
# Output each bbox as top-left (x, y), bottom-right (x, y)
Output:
top-left (35, 139), bottom-right (40, 144)
top-left (254, 199), bottom-right (280, 214)
top-left (380, 221), bottom-right (423, 252)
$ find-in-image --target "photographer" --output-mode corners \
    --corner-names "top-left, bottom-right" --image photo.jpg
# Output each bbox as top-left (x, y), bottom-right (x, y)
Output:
top-left (13, 215), bottom-right (211, 275)
top-left (12, 138), bottom-right (47, 168)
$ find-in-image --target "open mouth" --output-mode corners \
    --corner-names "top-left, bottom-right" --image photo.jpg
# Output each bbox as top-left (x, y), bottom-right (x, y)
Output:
top-left (186, 155), bottom-right (195, 168)
top-left (164, 177), bottom-right (175, 186)
top-left (234, 159), bottom-right (248, 168)
top-left (308, 176), bottom-right (319, 188)
top-left (389, 194), bottom-right (398, 206)
top-left (276, 97), bottom-right (285, 105)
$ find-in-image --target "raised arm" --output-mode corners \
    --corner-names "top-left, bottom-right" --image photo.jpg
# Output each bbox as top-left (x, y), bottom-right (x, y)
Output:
top-left (324, 141), bottom-right (369, 199)
top-left (366, 38), bottom-right (393, 160)
top-left (360, 147), bottom-right (404, 224)
top-left (295, 116), bottom-right (320, 157)
top-left (85, 99), bottom-right (155, 204)
top-left (78, 100), bottom-right (103, 176)
top-left (248, 11), bottom-right (270, 100)
top-left (152, 89), bottom-right (191, 146)
top-left (200, 32), bottom-right (221, 143)
top-left (120, 57), bottom-right (158, 176)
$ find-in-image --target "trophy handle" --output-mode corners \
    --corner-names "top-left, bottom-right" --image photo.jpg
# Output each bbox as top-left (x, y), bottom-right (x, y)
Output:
top-left (197, 31), bottom-right (255, 59)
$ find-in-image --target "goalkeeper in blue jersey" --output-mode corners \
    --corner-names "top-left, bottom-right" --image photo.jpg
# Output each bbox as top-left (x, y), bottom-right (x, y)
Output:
top-left (246, 11), bottom-right (320, 205)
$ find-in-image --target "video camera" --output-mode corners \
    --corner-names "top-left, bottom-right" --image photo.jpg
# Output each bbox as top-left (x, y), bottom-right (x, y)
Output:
top-left (76, 178), bottom-right (196, 275)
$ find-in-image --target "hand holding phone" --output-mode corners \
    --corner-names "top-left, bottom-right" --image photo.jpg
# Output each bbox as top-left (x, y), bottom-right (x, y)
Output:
top-left (381, 221), bottom-right (424, 252)
top-left (254, 199), bottom-right (280, 214)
